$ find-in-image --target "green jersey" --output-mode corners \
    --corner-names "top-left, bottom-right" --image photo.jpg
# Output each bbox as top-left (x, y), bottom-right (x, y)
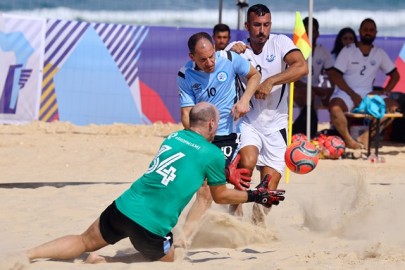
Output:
top-left (115, 129), bottom-right (226, 237)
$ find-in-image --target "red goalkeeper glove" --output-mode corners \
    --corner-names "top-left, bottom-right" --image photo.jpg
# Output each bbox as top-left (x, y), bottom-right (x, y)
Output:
top-left (225, 154), bottom-right (251, 190)
top-left (246, 174), bottom-right (285, 207)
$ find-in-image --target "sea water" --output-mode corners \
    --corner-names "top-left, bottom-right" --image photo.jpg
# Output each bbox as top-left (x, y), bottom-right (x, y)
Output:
top-left (1, 0), bottom-right (405, 37)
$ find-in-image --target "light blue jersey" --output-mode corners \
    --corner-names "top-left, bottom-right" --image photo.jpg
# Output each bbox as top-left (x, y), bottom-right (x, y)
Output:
top-left (178, 50), bottom-right (250, 136)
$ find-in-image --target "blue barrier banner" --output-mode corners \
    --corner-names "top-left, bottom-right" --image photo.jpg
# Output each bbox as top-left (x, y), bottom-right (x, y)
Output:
top-left (1, 16), bottom-right (404, 125)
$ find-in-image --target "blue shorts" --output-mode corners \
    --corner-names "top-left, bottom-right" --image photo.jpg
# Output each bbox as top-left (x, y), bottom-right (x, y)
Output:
top-left (99, 201), bottom-right (173, 261)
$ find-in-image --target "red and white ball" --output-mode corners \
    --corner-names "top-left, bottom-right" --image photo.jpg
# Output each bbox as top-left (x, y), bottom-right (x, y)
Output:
top-left (323, 135), bottom-right (345, 159)
top-left (285, 141), bottom-right (319, 174)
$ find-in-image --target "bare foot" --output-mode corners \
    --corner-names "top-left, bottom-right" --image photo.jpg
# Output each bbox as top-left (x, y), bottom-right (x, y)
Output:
top-left (345, 139), bottom-right (365, 150)
top-left (85, 253), bottom-right (107, 264)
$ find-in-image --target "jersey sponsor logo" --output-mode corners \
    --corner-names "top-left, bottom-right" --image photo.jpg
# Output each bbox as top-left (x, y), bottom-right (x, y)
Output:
top-left (370, 60), bottom-right (377, 66)
top-left (167, 132), bottom-right (178, 139)
top-left (217, 71), bottom-right (228, 82)
top-left (192, 83), bottom-right (202, 91)
top-left (266, 54), bottom-right (275, 63)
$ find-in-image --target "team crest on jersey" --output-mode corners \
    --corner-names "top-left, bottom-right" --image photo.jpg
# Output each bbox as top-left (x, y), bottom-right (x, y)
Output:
top-left (370, 60), bottom-right (376, 66)
top-left (266, 54), bottom-right (275, 62)
top-left (192, 83), bottom-right (202, 91)
top-left (316, 58), bottom-right (323, 65)
top-left (217, 71), bottom-right (228, 82)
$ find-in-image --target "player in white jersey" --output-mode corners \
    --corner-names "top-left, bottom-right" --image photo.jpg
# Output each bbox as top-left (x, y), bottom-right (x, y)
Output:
top-left (226, 4), bottom-right (307, 218)
top-left (293, 17), bottom-right (335, 137)
top-left (177, 32), bottom-right (261, 244)
top-left (329, 18), bottom-right (400, 149)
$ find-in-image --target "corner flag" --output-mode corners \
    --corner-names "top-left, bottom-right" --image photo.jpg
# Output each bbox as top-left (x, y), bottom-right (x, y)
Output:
top-left (286, 11), bottom-right (312, 183)
top-left (293, 12), bottom-right (311, 60)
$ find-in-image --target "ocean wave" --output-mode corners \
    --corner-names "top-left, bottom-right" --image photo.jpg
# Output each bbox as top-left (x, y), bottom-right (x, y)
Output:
top-left (2, 7), bottom-right (405, 37)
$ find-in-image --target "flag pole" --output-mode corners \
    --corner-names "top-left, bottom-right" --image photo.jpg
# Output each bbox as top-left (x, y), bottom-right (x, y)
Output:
top-left (286, 11), bottom-right (312, 183)
top-left (286, 81), bottom-right (295, 183)
top-left (306, 1), bottom-right (314, 140)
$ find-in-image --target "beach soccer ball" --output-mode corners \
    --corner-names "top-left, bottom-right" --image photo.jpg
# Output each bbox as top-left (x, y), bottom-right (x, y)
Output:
top-left (323, 135), bottom-right (346, 159)
top-left (292, 133), bottom-right (307, 143)
top-left (285, 141), bottom-right (319, 174)
top-left (311, 134), bottom-right (328, 159)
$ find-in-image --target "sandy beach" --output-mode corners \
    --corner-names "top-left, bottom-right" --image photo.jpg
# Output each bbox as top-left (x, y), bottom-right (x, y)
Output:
top-left (1, 121), bottom-right (405, 269)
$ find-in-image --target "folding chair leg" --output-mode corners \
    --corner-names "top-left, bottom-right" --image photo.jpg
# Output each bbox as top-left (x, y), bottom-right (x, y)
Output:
top-left (375, 119), bottom-right (380, 157)
top-left (367, 121), bottom-right (372, 157)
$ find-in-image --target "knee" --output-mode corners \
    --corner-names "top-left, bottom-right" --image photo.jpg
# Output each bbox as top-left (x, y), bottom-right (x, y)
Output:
top-left (240, 156), bottom-right (256, 175)
top-left (329, 104), bottom-right (341, 115)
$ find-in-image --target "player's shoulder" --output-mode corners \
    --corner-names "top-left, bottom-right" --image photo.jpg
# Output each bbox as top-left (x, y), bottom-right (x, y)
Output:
top-left (177, 61), bottom-right (194, 79)
top-left (316, 44), bottom-right (329, 53)
top-left (266, 34), bottom-right (295, 51)
top-left (343, 43), bottom-right (357, 51)
top-left (372, 45), bottom-right (388, 56)
top-left (225, 40), bottom-right (247, 51)
top-left (268, 33), bottom-right (292, 43)
top-left (338, 43), bottom-right (358, 57)
top-left (217, 50), bottom-right (236, 61)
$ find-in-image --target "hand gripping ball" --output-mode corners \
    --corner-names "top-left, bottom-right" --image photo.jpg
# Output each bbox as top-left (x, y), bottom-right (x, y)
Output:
top-left (285, 141), bottom-right (319, 174)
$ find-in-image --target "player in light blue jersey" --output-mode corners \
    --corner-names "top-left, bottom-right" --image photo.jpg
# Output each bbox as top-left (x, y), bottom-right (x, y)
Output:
top-left (177, 32), bottom-right (261, 245)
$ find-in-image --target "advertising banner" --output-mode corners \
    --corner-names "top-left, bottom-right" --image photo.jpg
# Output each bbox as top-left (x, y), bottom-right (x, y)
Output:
top-left (0, 14), bottom-right (45, 123)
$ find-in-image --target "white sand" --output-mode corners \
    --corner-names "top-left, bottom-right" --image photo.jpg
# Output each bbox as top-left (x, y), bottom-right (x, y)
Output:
top-left (1, 121), bottom-right (405, 269)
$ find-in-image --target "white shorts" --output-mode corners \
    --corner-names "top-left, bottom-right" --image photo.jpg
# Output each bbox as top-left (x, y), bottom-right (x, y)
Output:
top-left (330, 90), bottom-right (357, 111)
top-left (240, 123), bottom-right (287, 174)
top-left (330, 90), bottom-right (388, 111)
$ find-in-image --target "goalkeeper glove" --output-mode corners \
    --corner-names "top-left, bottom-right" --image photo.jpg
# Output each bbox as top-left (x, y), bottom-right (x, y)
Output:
top-left (246, 174), bottom-right (285, 207)
top-left (225, 154), bottom-right (251, 190)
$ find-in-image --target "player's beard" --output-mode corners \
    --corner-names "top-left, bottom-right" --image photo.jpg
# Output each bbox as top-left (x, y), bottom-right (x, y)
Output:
top-left (256, 33), bottom-right (268, 44)
top-left (360, 35), bottom-right (375, 45)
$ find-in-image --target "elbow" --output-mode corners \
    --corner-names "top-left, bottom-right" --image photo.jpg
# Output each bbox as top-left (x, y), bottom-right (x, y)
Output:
top-left (301, 63), bottom-right (309, 77)
top-left (211, 193), bottom-right (227, 204)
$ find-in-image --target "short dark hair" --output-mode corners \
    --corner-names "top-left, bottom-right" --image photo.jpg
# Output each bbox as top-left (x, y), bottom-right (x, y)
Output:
top-left (247, 4), bottom-right (270, 19)
top-left (213, 23), bottom-right (230, 35)
top-left (188, 32), bottom-right (213, 54)
top-left (303, 16), bottom-right (319, 31)
top-left (360, 18), bottom-right (377, 30)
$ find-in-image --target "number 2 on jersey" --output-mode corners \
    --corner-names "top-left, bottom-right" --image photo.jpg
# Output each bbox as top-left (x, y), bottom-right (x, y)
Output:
top-left (360, 65), bottom-right (366, 76)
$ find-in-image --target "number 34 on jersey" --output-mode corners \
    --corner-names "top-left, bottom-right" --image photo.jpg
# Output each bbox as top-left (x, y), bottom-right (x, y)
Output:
top-left (146, 145), bottom-right (185, 186)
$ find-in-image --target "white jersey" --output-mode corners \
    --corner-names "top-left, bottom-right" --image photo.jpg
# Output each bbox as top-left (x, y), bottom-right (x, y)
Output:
top-left (226, 34), bottom-right (299, 134)
top-left (300, 44), bottom-right (334, 86)
top-left (333, 44), bottom-right (396, 97)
